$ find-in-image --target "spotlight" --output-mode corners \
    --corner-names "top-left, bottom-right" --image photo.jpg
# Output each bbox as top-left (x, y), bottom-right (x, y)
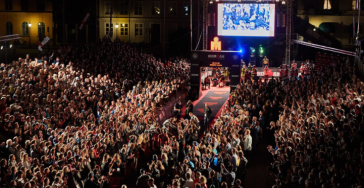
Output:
top-left (9, 44), bottom-right (12, 48)
top-left (276, 0), bottom-right (280, 2)
top-left (115, 24), bottom-right (119, 28)
top-left (313, 28), bottom-right (316, 31)
top-left (209, 0), bottom-right (213, 4)
top-left (0, 46), bottom-right (3, 50)
top-left (250, 47), bottom-right (255, 53)
top-left (282, 1), bottom-right (286, 4)
top-left (216, 0), bottom-right (219, 2)
top-left (238, 0), bottom-right (241, 2)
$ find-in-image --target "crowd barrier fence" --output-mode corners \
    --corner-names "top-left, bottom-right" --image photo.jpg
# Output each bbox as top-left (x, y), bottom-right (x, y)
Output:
top-left (157, 90), bottom-right (188, 125)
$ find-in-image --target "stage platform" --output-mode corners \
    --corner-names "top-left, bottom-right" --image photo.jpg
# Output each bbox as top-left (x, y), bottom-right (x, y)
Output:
top-left (253, 67), bottom-right (282, 77)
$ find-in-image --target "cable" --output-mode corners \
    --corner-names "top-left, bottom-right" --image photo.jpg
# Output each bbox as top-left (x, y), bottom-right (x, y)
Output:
top-left (195, 32), bottom-right (202, 50)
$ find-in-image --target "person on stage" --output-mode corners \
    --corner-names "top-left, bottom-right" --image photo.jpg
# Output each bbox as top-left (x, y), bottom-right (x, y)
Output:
top-left (212, 67), bottom-right (217, 77)
top-left (263, 65), bottom-right (269, 81)
top-left (252, 65), bottom-right (258, 83)
top-left (245, 68), bottom-right (251, 81)
top-left (300, 64), bottom-right (305, 77)
top-left (278, 66), bottom-right (282, 80)
top-left (303, 64), bottom-right (308, 77)
top-left (247, 63), bottom-right (252, 71)
top-left (283, 64), bottom-right (288, 79)
top-left (204, 76), bottom-right (210, 89)
top-left (291, 60), bottom-right (297, 71)
top-left (306, 62), bottom-right (311, 78)
top-left (219, 74), bottom-right (225, 87)
top-left (212, 73), bottom-right (218, 86)
top-left (241, 64), bottom-right (247, 83)
top-left (290, 67), bottom-right (295, 79)
top-left (262, 56), bottom-right (269, 68)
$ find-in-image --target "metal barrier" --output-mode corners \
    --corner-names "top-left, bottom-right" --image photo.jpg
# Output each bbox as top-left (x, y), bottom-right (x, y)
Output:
top-left (158, 90), bottom-right (188, 125)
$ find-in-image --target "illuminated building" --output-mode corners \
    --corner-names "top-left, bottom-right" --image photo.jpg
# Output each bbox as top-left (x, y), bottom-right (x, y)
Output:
top-left (0, 0), bottom-right (53, 46)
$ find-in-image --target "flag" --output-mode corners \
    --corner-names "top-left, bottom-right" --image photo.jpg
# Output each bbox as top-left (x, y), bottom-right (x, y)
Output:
top-left (79, 13), bottom-right (90, 30)
top-left (38, 34), bottom-right (50, 51)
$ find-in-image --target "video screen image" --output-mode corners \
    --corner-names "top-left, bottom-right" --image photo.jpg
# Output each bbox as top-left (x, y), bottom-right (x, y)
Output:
top-left (217, 3), bottom-right (275, 37)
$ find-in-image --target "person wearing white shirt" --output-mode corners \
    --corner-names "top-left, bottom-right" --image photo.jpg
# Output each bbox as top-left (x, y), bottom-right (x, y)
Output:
top-left (148, 177), bottom-right (157, 188)
top-left (183, 172), bottom-right (194, 188)
top-left (243, 129), bottom-right (252, 154)
top-left (189, 112), bottom-right (200, 125)
top-left (230, 148), bottom-right (239, 171)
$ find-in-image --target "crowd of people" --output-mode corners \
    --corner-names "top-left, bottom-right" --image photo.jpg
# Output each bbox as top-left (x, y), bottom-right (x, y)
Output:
top-left (221, 56), bottom-right (364, 188)
top-left (0, 36), bottom-right (363, 188)
top-left (0, 38), bottom-right (196, 188)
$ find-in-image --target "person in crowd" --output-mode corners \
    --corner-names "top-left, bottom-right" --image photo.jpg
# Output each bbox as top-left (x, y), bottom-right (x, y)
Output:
top-left (0, 38), bottom-right (361, 188)
top-left (184, 100), bottom-right (194, 120)
top-left (204, 104), bottom-right (212, 132)
top-left (189, 112), bottom-right (200, 125)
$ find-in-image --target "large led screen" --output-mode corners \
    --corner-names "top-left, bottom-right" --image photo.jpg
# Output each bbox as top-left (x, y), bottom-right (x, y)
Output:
top-left (217, 3), bottom-right (275, 37)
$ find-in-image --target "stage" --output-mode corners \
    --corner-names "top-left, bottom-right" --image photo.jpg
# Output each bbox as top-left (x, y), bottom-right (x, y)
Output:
top-left (253, 67), bottom-right (282, 77)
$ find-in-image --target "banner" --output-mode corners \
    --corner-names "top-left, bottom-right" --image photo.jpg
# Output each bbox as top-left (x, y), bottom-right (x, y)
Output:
top-left (38, 36), bottom-right (50, 51)
top-left (79, 13), bottom-right (90, 30)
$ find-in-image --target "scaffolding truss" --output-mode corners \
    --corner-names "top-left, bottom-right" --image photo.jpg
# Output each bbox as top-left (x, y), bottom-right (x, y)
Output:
top-left (285, 0), bottom-right (292, 66)
top-left (202, 0), bottom-right (208, 50)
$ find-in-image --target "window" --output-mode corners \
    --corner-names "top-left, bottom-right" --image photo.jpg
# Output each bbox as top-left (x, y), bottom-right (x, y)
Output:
top-left (6, 22), bottom-right (13, 35)
top-left (183, 2), bottom-right (189, 16)
top-left (5, 0), bottom-right (12, 10)
top-left (152, 2), bottom-right (161, 15)
top-left (135, 24), bottom-right (143, 36)
top-left (120, 1), bottom-right (128, 15)
top-left (323, 0), bottom-right (331, 10)
top-left (106, 23), bottom-right (114, 36)
top-left (135, 1), bottom-right (143, 15)
top-left (38, 22), bottom-right (45, 36)
top-left (353, 0), bottom-right (357, 10)
top-left (119, 23), bottom-right (129, 36)
top-left (21, 0), bottom-right (28, 10)
top-left (168, 2), bottom-right (177, 15)
top-left (105, 2), bottom-right (112, 14)
top-left (22, 22), bottom-right (29, 36)
top-left (36, 0), bottom-right (45, 11)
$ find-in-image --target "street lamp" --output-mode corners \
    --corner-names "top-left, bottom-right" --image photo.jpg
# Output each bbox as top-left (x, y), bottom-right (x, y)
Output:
top-left (28, 22), bottom-right (31, 48)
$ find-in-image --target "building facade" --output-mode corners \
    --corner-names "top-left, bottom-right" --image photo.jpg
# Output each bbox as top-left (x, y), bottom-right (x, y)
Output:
top-left (98, 0), bottom-right (192, 43)
top-left (0, 0), bottom-right (53, 46)
top-left (297, 0), bottom-right (364, 46)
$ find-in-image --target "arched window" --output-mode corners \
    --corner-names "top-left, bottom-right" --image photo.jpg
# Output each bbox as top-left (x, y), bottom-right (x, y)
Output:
top-left (38, 22), bottom-right (45, 36)
top-left (6, 22), bottom-right (13, 35)
top-left (22, 22), bottom-right (29, 36)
